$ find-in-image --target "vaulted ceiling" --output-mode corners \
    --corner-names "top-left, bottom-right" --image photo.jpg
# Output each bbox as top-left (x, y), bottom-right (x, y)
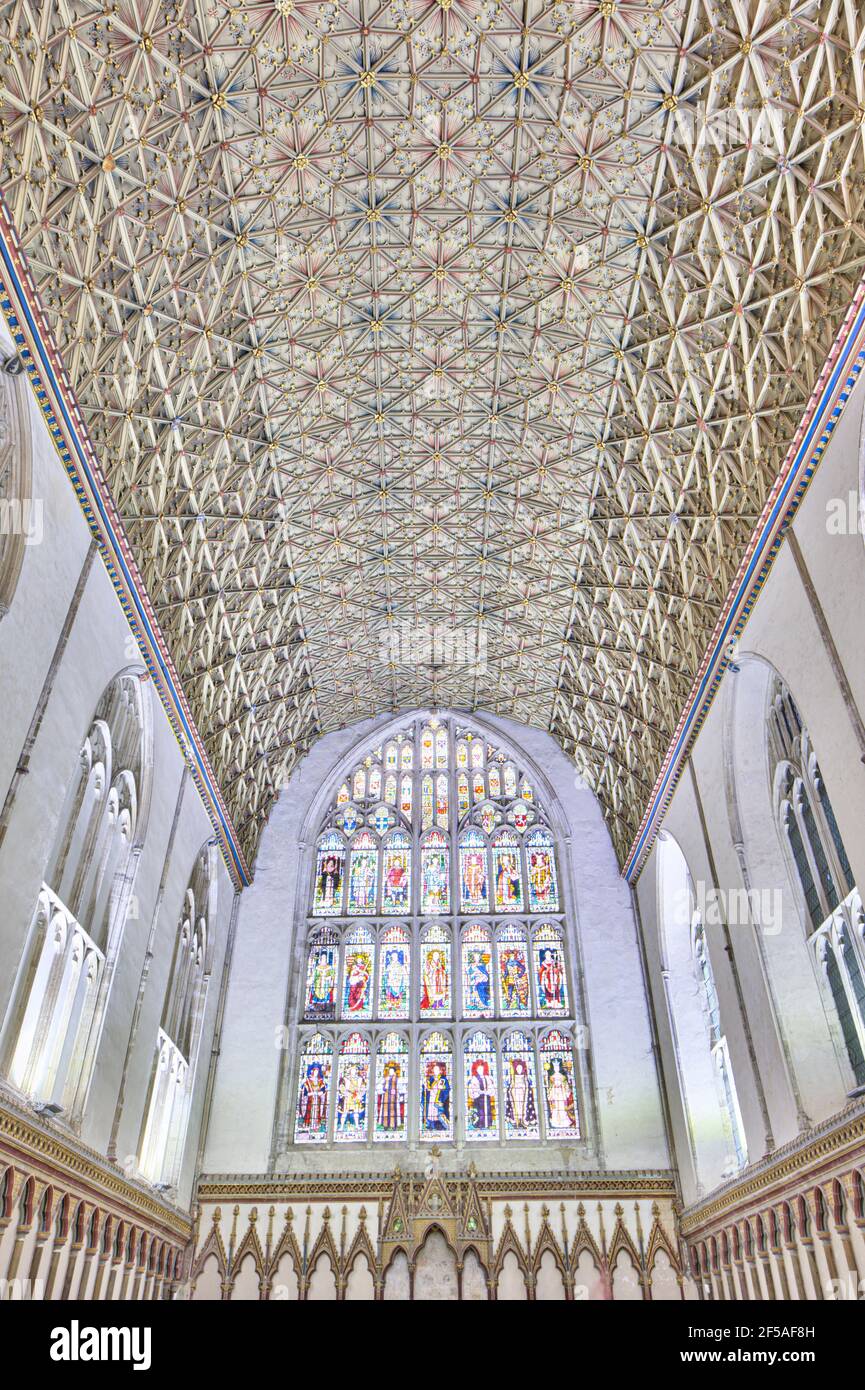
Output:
top-left (2, 0), bottom-right (864, 867)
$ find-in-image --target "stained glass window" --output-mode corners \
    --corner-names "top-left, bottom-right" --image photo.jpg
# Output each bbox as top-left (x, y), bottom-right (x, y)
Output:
top-left (347, 830), bottom-right (378, 914)
top-left (420, 924), bottom-right (451, 1015)
top-left (540, 1029), bottom-right (579, 1137)
top-left (305, 928), bottom-right (338, 1020)
top-left (312, 832), bottom-right (345, 915)
top-left (533, 924), bottom-right (568, 1015)
top-left (497, 924), bottom-right (530, 1016)
top-left (461, 924), bottom-right (493, 1017)
top-left (297, 716), bottom-right (578, 1149)
top-left (459, 828), bottom-right (489, 913)
top-left (464, 1031), bottom-right (498, 1141)
top-left (342, 926), bottom-right (374, 1020)
top-left (375, 1032), bottom-right (408, 1142)
top-left (335, 1033), bottom-right (370, 1142)
top-left (421, 829), bottom-right (450, 914)
top-left (382, 830), bottom-right (411, 914)
top-left (295, 1034), bottom-right (332, 1143)
top-left (420, 1032), bottom-right (453, 1140)
top-left (436, 773), bottom-right (448, 827)
top-left (492, 829), bottom-right (523, 911)
top-left (526, 828), bottom-right (559, 912)
top-left (379, 926), bottom-right (410, 1019)
top-left (503, 1031), bottom-right (540, 1140)
top-left (435, 726), bottom-right (448, 768)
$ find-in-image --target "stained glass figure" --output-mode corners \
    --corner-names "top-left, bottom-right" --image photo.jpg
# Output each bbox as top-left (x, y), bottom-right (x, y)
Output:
top-left (488, 765), bottom-right (501, 798)
top-left (312, 832), bottom-right (345, 915)
top-left (471, 739), bottom-right (484, 769)
top-left (504, 764), bottom-right (517, 798)
top-left (457, 740), bottom-right (469, 770)
top-left (382, 830), bottom-right (412, 914)
top-left (378, 926), bottom-right (410, 1019)
top-left (347, 830), bottom-right (378, 914)
top-left (492, 829), bottom-right (523, 911)
top-left (420, 830), bottom-right (450, 914)
top-left (540, 1030), bottom-right (579, 1137)
top-left (295, 1034), bottom-right (332, 1143)
top-left (473, 772), bottom-right (485, 803)
top-left (478, 802), bottom-right (497, 835)
top-left (533, 924), bottom-right (568, 1015)
top-left (461, 924), bottom-right (493, 1017)
top-left (335, 1033), bottom-right (370, 1142)
top-left (464, 1031), bottom-right (498, 1141)
top-left (385, 742), bottom-right (398, 770)
top-left (421, 726), bottom-right (434, 769)
top-left (459, 829), bottom-right (489, 912)
top-left (384, 773), bottom-right (397, 805)
top-left (353, 767), bottom-right (366, 800)
top-left (435, 726), bottom-right (448, 768)
top-left (420, 1032), bottom-right (453, 1139)
top-left (304, 930), bottom-right (338, 1019)
top-left (526, 828), bottom-right (559, 911)
top-left (369, 765), bottom-right (382, 800)
top-left (420, 925), bottom-right (451, 1014)
top-left (436, 773), bottom-right (449, 828)
top-left (497, 924), bottom-right (530, 1016)
top-left (400, 741), bottom-right (413, 770)
top-left (457, 773), bottom-right (470, 817)
top-left (422, 775), bottom-right (434, 831)
top-left (342, 926), bottom-right (374, 1019)
top-left (375, 1033), bottom-right (408, 1141)
top-left (337, 783), bottom-right (350, 806)
top-left (503, 1031), bottom-right (540, 1139)
top-left (400, 773), bottom-right (412, 820)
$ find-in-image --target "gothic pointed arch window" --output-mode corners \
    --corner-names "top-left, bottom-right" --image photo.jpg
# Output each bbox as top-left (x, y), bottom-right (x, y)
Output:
top-left (290, 716), bottom-right (581, 1149)
top-left (139, 842), bottom-right (216, 1187)
top-left (656, 832), bottom-right (747, 1187)
top-left (1, 670), bottom-right (151, 1121)
top-left (770, 676), bottom-right (865, 1088)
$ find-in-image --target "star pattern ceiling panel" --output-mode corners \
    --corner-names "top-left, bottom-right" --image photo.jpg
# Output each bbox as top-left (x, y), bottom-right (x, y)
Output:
top-left (1, 0), bottom-right (864, 865)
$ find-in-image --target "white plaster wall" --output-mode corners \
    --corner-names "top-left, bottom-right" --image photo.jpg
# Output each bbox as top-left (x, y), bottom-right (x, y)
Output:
top-left (635, 369), bottom-right (865, 1206)
top-left (0, 321), bottom-right (237, 1207)
top-left (202, 709), bottom-right (669, 1174)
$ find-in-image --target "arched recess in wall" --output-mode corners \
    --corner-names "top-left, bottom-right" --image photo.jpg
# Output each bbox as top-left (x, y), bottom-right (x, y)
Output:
top-left (0, 669), bottom-right (153, 1123)
top-left (725, 654), bottom-right (865, 1121)
top-left (138, 841), bottom-right (218, 1189)
top-left (655, 832), bottom-right (747, 1194)
top-left (0, 366), bottom-right (33, 620)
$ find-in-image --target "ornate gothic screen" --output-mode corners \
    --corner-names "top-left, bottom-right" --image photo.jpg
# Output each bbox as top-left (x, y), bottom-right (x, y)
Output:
top-left (293, 717), bottom-right (580, 1149)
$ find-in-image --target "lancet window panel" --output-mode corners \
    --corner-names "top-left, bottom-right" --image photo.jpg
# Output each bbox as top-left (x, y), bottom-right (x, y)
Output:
top-left (293, 717), bottom-right (581, 1148)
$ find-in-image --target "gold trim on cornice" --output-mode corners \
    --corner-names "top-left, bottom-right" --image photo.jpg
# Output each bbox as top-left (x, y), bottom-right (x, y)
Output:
top-left (681, 1103), bottom-right (865, 1236)
top-left (196, 1170), bottom-right (678, 1203)
top-left (0, 1097), bottom-right (191, 1242)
